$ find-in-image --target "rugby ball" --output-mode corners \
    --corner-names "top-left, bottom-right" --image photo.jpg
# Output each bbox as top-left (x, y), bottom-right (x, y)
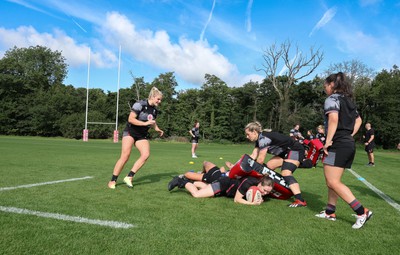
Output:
top-left (246, 186), bottom-right (262, 202)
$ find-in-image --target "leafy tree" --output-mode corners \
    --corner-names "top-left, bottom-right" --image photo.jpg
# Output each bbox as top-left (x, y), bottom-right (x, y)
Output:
top-left (368, 66), bottom-right (400, 148)
top-left (0, 45), bottom-right (68, 135)
top-left (171, 88), bottom-right (201, 137)
top-left (199, 74), bottom-right (233, 140)
top-left (149, 72), bottom-right (178, 137)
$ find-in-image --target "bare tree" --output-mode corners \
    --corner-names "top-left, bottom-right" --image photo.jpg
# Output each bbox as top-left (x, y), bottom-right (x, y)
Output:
top-left (129, 70), bottom-right (143, 101)
top-left (257, 40), bottom-right (324, 131)
top-left (323, 59), bottom-right (375, 86)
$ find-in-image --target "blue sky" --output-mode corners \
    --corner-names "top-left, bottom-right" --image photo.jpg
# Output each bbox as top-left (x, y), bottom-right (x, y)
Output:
top-left (1, 0), bottom-right (399, 92)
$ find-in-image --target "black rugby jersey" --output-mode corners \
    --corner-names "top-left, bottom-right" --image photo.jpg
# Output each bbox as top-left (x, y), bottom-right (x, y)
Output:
top-left (364, 128), bottom-right (375, 146)
top-left (223, 176), bottom-right (260, 198)
top-left (255, 131), bottom-right (297, 156)
top-left (324, 93), bottom-right (359, 141)
top-left (191, 127), bottom-right (200, 138)
top-left (127, 100), bottom-right (158, 136)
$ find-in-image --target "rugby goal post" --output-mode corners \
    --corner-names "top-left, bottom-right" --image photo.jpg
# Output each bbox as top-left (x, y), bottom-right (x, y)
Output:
top-left (83, 46), bottom-right (121, 143)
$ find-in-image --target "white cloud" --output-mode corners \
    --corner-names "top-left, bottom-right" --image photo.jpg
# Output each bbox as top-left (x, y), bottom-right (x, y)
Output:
top-left (100, 11), bottom-right (240, 85)
top-left (238, 73), bottom-right (264, 85)
top-left (309, 7), bottom-right (337, 37)
top-left (0, 26), bottom-right (117, 68)
top-left (334, 28), bottom-right (400, 70)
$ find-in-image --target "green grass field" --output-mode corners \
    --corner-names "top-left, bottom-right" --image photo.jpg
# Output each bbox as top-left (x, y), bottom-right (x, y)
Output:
top-left (0, 136), bottom-right (399, 255)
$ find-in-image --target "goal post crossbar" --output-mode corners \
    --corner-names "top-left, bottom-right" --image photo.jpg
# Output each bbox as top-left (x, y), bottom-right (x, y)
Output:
top-left (87, 122), bottom-right (115, 125)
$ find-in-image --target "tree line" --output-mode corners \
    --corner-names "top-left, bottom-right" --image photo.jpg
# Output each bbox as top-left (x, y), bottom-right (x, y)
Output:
top-left (1, 46), bottom-right (399, 149)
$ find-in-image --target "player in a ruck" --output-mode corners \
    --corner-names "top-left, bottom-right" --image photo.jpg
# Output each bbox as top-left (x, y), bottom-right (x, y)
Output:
top-left (108, 87), bottom-right (164, 189)
top-left (244, 122), bottom-right (307, 207)
top-left (168, 174), bottom-right (274, 206)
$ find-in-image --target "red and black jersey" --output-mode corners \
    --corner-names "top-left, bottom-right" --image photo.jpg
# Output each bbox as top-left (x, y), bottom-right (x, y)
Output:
top-left (218, 176), bottom-right (260, 198)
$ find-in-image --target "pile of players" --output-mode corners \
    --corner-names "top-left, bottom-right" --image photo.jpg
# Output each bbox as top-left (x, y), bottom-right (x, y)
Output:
top-left (107, 72), bottom-right (373, 230)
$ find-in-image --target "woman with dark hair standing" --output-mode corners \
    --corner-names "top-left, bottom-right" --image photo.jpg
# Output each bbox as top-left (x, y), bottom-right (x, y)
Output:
top-left (316, 72), bottom-right (373, 229)
top-left (108, 87), bottom-right (164, 189)
top-left (189, 121), bottom-right (200, 158)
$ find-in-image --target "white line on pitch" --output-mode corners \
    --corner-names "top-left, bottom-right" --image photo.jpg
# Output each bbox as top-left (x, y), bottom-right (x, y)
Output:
top-left (0, 206), bottom-right (135, 229)
top-left (348, 168), bottom-right (400, 212)
top-left (0, 176), bottom-right (93, 192)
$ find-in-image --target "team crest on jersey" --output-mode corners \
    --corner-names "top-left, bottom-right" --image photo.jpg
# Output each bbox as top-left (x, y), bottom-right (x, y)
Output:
top-left (147, 114), bottom-right (154, 120)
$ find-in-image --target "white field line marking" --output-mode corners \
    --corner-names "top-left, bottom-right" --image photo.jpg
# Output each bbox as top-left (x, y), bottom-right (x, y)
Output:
top-left (0, 176), bottom-right (93, 192)
top-left (347, 168), bottom-right (400, 212)
top-left (0, 206), bottom-right (135, 229)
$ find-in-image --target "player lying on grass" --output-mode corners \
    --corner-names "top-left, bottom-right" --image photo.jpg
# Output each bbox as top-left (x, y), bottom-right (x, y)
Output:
top-left (245, 121), bottom-right (307, 207)
top-left (168, 161), bottom-right (233, 189)
top-left (168, 174), bottom-right (274, 206)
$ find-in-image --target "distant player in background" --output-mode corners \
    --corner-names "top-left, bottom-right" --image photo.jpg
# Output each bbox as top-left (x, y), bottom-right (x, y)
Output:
top-left (108, 87), bottom-right (164, 189)
top-left (316, 125), bottom-right (326, 144)
top-left (290, 124), bottom-right (304, 142)
top-left (245, 121), bottom-right (307, 207)
top-left (189, 121), bottom-right (200, 158)
top-left (363, 122), bottom-right (376, 166)
top-left (306, 130), bottom-right (315, 140)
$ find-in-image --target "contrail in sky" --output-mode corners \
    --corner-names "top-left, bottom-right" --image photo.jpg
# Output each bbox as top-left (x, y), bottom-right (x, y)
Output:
top-left (246, 0), bottom-right (253, 32)
top-left (200, 0), bottom-right (216, 41)
top-left (309, 7), bottom-right (337, 37)
top-left (72, 18), bottom-right (87, 33)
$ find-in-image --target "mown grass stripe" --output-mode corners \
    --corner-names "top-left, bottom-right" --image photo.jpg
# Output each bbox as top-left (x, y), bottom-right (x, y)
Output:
top-left (0, 206), bottom-right (135, 229)
top-left (0, 176), bottom-right (93, 192)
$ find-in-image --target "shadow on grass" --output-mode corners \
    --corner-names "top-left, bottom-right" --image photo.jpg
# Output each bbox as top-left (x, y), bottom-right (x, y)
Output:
top-left (348, 184), bottom-right (400, 205)
top-left (299, 190), bottom-right (325, 212)
top-left (118, 172), bottom-right (178, 188)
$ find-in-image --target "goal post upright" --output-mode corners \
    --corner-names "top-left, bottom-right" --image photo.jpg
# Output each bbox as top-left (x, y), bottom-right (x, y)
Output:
top-left (83, 47), bottom-right (91, 142)
top-left (83, 46), bottom-right (122, 142)
top-left (114, 45), bottom-right (122, 143)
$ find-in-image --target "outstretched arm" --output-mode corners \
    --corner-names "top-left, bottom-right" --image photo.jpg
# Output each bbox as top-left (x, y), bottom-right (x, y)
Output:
top-left (154, 122), bottom-right (164, 137)
top-left (233, 190), bottom-right (263, 205)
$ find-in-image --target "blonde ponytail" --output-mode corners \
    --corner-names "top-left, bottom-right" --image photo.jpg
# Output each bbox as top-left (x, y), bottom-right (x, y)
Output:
top-left (245, 121), bottom-right (262, 133)
top-left (148, 87), bottom-right (163, 100)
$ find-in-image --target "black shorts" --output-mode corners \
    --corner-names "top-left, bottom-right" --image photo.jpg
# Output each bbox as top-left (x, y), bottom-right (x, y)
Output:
top-left (211, 177), bottom-right (239, 197)
top-left (123, 126), bottom-right (148, 142)
top-left (277, 143), bottom-right (304, 162)
top-left (202, 167), bottom-right (222, 183)
top-left (365, 143), bottom-right (375, 153)
top-left (323, 141), bottom-right (355, 168)
top-left (191, 137), bottom-right (199, 144)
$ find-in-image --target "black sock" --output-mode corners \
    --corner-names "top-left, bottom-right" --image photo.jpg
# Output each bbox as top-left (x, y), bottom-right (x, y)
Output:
top-left (111, 175), bottom-right (118, 182)
top-left (178, 178), bottom-right (189, 188)
top-left (127, 171), bottom-right (136, 178)
top-left (350, 199), bottom-right (365, 215)
top-left (325, 204), bottom-right (336, 214)
top-left (294, 193), bottom-right (304, 202)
